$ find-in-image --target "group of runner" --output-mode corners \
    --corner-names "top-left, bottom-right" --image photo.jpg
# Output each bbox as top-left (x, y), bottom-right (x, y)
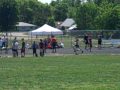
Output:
top-left (73, 34), bottom-right (102, 54)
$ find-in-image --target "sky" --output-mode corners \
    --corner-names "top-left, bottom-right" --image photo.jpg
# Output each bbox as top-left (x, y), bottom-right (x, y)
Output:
top-left (38, 0), bottom-right (56, 4)
top-left (38, 0), bottom-right (86, 4)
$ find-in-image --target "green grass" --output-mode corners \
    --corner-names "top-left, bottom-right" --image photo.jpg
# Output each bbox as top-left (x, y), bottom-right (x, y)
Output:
top-left (0, 55), bottom-right (120, 90)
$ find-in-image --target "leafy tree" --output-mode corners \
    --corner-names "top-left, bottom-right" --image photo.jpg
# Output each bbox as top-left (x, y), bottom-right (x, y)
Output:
top-left (68, 7), bottom-right (77, 18)
top-left (104, 5), bottom-right (120, 30)
top-left (94, 0), bottom-right (104, 5)
top-left (17, 0), bottom-right (53, 26)
top-left (76, 3), bottom-right (98, 30)
top-left (54, 3), bottom-right (68, 21)
top-left (95, 1), bottom-right (114, 29)
top-left (17, 0), bottom-right (39, 23)
top-left (33, 4), bottom-right (52, 26)
top-left (47, 17), bottom-right (55, 26)
top-left (94, 0), bottom-right (120, 5)
top-left (0, 0), bottom-right (18, 33)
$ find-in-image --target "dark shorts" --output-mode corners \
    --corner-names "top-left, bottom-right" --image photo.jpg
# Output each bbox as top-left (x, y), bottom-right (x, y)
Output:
top-left (12, 49), bottom-right (17, 52)
top-left (75, 45), bottom-right (79, 48)
top-left (52, 42), bottom-right (57, 49)
top-left (21, 48), bottom-right (25, 53)
top-left (98, 41), bottom-right (102, 45)
top-left (33, 48), bottom-right (36, 54)
top-left (85, 41), bottom-right (88, 44)
top-left (90, 44), bottom-right (92, 47)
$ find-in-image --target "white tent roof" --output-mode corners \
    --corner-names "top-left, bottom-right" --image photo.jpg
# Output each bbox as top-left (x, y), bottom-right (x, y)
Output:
top-left (30, 24), bottom-right (63, 35)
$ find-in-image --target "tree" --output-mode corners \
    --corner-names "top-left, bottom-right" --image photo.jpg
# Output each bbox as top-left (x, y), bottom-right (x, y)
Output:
top-left (0, 0), bottom-right (18, 33)
top-left (76, 3), bottom-right (98, 30)
top-left (17, 0), bottom-right (39, 23)
top-left (94, 0), bottom-right (120, 5)
top-left (17, 0), bottom-right (53, 26)
top-left (104, 5), bottom-right (120, 30)
top-left (47, 17), bottom-right (55, 27)
top-left (33, 4), bottom-right (52, 26)
top-left (54, 3), bottom-right (68, 21)
top-left (95, 1), bottom-right (115, 29)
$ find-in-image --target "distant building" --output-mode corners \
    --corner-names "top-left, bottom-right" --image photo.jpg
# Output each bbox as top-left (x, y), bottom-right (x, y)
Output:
top-left (16, 22), bottom-right (37, 32)
top-left (60, 18), bottom-right (77, 33)
top-left (60, 18), bottom-right (75, 29)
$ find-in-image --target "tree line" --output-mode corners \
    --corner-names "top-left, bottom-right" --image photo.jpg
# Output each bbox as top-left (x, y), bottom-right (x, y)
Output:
top-left (0, 0), bottom-right (119, 32)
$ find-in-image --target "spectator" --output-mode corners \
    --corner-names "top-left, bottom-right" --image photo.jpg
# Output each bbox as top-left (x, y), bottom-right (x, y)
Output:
top-left (0, 38), bottom-right (3, 54)
top-left (2, 35), bottom-right (5, 47)
top-left (32, 41), bottom-right (38, 57)
top-left (21, 38), bottom-right (26, 57)
top-left (84, 34), bottom-right (89, 50)
top-left (59, 41), bottom-right (64, 48)
top-left (51, 35), bottom-right (57, 53)
top-left (5, 38), bottom-right (8, 54)
top-left (12, 40), bottom-right (19, 57)
top-left (88, 34), bottom-right (92, 52)
top-left (98, 35), bottom-right (102, 49)
top-left (26, 42), bottom-right (30, 49)
top-left (43, 38), bottom-right (48, 53)
top-left (39, 39), bottom-right (45, 57)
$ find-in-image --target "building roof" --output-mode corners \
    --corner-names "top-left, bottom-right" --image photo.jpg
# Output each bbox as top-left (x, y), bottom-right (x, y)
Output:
top-left (60, 18), bottom-right (75, 27)
top-left (16, 22), bottom-right (36, 27)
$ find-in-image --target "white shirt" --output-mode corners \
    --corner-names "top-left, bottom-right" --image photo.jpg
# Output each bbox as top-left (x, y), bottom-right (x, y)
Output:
top-left (12, 41), bottom-right (19, 49)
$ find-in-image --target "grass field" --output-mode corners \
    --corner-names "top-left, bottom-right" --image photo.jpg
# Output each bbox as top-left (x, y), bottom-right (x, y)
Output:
top-left (0, 55), bottom-right (120, 90)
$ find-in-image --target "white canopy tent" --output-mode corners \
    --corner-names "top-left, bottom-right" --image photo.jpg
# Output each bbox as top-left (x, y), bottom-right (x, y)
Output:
top-left (29, 24), bottom-right (63, 35)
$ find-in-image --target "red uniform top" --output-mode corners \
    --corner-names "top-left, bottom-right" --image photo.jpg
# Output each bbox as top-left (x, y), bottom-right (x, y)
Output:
top-left (51, 37), bottom-right (57, 43)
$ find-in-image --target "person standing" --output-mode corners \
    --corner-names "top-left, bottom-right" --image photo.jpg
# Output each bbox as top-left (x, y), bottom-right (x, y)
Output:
top-left (51, 35), bottom-right (57, 53)
top-left (43, 38), bottom-right (48, 53)
top-left (88, 35), bottom-right (92, 52)
top-left (98, 35), bottom-right (102, 49)
top-left (39, 39), bottom-right (45, 57)
top-left (5, 38), bottom-right (8, 54)
top-left (32, 41), bottom-right (38, 57)
top-left (0, 37), bottom-right (3, 54)
top-left (21, 38), bottom-right (26, 57)
top-left (84, 34), bottom-right (89, 50)
top-left (2, 35), bottom-right (5, 48)
top-left (12, 37), bottom-right (19, 57)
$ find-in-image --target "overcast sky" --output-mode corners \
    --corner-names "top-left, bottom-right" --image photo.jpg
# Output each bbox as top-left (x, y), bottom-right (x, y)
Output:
top-left (38, 0), bottom-right (56, 4)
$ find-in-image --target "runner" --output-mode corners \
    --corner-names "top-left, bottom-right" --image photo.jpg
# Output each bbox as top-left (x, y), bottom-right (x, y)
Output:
top-left (73, 37), bottom-right (83, 55)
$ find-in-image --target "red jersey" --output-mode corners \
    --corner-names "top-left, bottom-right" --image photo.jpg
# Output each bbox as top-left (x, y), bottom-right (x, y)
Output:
top-left (51, 37), bottom-right (57, 43)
